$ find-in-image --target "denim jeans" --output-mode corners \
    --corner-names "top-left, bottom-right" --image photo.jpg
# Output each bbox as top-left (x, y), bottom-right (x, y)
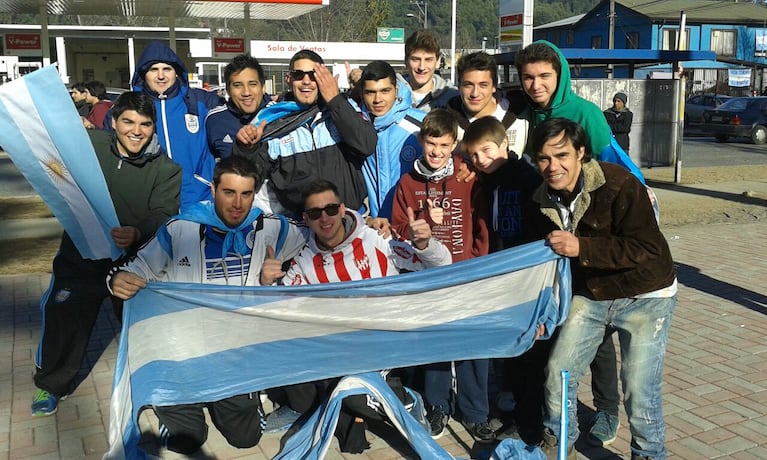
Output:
top-left (543, 295), bottom-right (676, 459)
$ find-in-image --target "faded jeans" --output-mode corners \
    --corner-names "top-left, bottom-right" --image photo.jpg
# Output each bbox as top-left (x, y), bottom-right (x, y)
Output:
top-left (543, 295), bottom-right (676, 459)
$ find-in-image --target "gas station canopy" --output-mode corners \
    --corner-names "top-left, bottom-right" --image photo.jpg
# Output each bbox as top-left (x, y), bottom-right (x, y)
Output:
top-left (0, 0), bottom-right (328, 20)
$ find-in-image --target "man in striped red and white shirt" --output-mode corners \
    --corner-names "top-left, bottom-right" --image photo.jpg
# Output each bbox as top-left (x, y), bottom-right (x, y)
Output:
top-left (262, 179), bottom-right (450, 453)
top-left (278, 179), bottom-right (451, 285)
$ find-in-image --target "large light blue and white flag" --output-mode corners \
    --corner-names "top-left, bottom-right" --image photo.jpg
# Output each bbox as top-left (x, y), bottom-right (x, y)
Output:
top-left (0, 66), bottom-right (120, 260)
top-left (104, 241), bottom-right (571, 459)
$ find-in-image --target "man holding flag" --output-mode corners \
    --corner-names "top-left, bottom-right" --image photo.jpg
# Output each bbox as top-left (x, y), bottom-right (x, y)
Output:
top-left (108, 155), bottom-right (308, 455)
top-left (32, 92), bottom-right (182, 417)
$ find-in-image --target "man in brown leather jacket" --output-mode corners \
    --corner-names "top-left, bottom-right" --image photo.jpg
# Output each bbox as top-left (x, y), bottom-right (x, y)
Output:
top-left (526, 117), bottom-right (676, 460)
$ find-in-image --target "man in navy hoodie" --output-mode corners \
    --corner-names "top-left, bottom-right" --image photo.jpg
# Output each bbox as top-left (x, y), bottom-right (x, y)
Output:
top-left (132, 41), bottom-right (224, 210)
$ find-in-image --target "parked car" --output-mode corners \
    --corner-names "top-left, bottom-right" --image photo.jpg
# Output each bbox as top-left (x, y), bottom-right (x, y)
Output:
top-left (105, 87), bottom-right (128, 102)
top-left (684, 94), bottom-right (732, 128)
top-left (701, 96), bottom-right (767, 144)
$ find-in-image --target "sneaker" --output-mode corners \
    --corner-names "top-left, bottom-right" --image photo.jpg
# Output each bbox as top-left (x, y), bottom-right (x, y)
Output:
top-left (426, 407), bottom-right (449, 439)
top-left (540, 428), bottom-right (576, 460)
top-left (31, 389), bottom-right (60, 417)
top-left (587, 410), bottom-right (620, 447)
top-left (460, 419), bottom-right (496, 443)
top-left (264, 405), bottom-right (301, 433)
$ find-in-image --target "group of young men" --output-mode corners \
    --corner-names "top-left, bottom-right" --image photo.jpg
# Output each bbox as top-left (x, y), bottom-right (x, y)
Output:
top-left (34, 30), bottom-right (675, 460)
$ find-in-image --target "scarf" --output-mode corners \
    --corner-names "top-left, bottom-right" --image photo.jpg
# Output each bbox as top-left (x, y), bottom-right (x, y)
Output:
top-left (413, 156), bottom-right (454, 183)
top-left (175, 201), bottom-right (262, 260)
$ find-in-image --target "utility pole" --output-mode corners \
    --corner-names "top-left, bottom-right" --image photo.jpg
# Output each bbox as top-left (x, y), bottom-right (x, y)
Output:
top-left (411, 0), bottom-right (428, 29)
top-left (608, 0), bottom-right (615, 78)
top-left (674, 11), bottom-right (687, 184)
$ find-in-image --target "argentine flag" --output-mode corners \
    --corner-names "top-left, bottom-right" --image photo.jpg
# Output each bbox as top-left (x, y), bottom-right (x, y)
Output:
top-left (104, 241), bottom-right (571, 459)
top-left (0, 66), bottom-right (120, 260)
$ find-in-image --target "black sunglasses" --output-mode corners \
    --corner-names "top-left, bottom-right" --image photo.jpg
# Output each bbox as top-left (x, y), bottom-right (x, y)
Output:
top-left (291, 69), bottom-right (316, 81)
top-left (304, 203), bottom-right (341, 220)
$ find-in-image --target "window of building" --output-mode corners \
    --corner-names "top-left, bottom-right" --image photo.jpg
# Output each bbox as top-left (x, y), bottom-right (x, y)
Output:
top-left (662, 28), bottom-right (690, 50)
top-left (567, 30), bottom-right (574, 45)
top-left (626, 32), bottom-right (639, 49)
top-left (711, 29), bottom-right (737, 57)
top-left (591, 35), bottom-right (602, 49)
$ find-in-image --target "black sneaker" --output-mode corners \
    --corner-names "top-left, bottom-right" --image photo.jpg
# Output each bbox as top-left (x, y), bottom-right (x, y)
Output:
top-left (426, 407), bottom-right (449, 439)
top-left (461, 420), bottom-right (496, 443)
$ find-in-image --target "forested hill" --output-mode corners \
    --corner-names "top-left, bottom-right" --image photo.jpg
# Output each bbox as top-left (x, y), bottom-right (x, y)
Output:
top-left (534, 0), bottom-right (600, 26)
top-left (0, 0), bottom-right (599, 49)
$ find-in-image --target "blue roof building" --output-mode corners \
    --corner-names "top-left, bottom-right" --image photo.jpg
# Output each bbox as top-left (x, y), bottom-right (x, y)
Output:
top-left (533, 0), bottom-right (767, 93)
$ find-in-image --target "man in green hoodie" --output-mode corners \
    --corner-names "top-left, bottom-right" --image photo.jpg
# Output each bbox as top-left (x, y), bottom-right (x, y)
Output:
top-left (32, 92), bottom-right (181, 417)
top-left (513, 40), bottom-right (651, 452)
top-left (514, 40), bottom-right (644, 183)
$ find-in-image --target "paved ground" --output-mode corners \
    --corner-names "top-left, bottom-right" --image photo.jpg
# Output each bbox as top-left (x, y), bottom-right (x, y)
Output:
top-left (2, 201), bottom-right (767, 458)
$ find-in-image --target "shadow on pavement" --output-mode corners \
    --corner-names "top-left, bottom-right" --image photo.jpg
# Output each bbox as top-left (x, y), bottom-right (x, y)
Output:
top-left (676, 262), bottom-right (767, 316)
top-left (646, 180), bottom-right (767, 207)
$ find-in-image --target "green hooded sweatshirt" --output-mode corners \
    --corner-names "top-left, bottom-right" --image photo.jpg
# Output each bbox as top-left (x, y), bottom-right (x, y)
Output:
top-left (521, 40), bottom-right (644, 183)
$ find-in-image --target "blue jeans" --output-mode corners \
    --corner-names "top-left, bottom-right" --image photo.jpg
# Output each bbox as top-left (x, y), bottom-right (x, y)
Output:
top-left (543, 295), bottom-right (676, 459)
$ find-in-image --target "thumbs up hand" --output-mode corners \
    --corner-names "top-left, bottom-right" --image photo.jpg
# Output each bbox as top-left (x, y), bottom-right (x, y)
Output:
top-left (407, 206), bottom-right (432, 250)
top-left (260, 245), bottom-right (286, 285)
top-left (426, 199), bottom-right (444, 225)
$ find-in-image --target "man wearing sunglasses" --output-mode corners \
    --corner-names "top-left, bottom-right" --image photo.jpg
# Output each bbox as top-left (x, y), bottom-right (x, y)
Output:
top-left (233, 50), bottom-right (377, 217)
top-left (265, 179), bottom-right (449, 452)
top-left (278, 179), bottom-right (448, 283)
top-left (107, 155), bottom-right (307, 456)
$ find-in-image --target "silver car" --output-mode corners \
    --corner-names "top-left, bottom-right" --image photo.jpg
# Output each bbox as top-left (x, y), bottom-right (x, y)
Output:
top-left (684, 94), bottom-right (732, 129)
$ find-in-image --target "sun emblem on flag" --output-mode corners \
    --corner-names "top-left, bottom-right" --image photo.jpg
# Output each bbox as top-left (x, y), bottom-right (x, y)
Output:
top-left (41, 156), bottom-right (72, 184)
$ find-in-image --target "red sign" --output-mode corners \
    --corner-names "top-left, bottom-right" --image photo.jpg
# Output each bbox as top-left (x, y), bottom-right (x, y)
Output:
top-left (5, 34), bottom-right (41, 51)
top-left (214, 38), bottom-right (246, 54)
top-left (500, 14), bottom-right (523, 28)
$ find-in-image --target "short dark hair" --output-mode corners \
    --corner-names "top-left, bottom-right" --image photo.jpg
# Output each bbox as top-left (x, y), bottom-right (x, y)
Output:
top-left (71, 81), bottom-right (86, 92)
top-left (456, 52), bottom-right (497, 86)
top-left (302, 179), bottom-right (340, 209)
top-left (289, 49), bottom-right (324, 69)
top-left (112, 91), bottom-right (156, 123)
top-left (84, 81), bottom-right (107, 100)
top-left (214, 155), bottom-right (263, 190)
top-left (420, 108), bottom-right (457, 140)
top-left (224, 54), bottom-right (265, 91)
top-left (529, 117), bottom-right (592, 163)
top-left (405, 29), bottom-right (441, 59)
top-left (462, 116), bottom-right (507, 150)
top-left (514, 42), bottom-right (562, 79)
top-left (360, 60), bottom-right (397, 86)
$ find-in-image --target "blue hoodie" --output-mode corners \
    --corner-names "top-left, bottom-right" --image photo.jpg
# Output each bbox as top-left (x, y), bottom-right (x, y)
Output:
top-left (360, 80), bottom-right (425, 218)
top-left (131, 41), bottom-right (223, 210)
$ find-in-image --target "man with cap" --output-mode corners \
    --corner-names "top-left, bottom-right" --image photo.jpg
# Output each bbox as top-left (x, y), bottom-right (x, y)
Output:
top-left (131, 40), bottom-right (224, 210)
top-left (603, 92), bottom-right (633, 153)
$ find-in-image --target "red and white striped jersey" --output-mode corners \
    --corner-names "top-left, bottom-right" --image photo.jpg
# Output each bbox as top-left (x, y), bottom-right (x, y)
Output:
top-left (284, 210), bottom-right (451, 285)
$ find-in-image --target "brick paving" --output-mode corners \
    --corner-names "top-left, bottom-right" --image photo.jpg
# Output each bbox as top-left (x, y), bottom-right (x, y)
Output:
top-left (2, 220), bottom-right (766, 459)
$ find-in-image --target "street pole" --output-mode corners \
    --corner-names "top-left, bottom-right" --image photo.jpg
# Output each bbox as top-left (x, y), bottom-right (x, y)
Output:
top-left (608, 0), bottom-right (615, 79)
top-left (424, 0), bottom-right (428, 29)
top-left (674, 11), bottom-right (687, 184)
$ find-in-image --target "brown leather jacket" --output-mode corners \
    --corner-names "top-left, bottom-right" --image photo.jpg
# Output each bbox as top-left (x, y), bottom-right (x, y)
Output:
top-left (527, 160), bottom-right (675, 300)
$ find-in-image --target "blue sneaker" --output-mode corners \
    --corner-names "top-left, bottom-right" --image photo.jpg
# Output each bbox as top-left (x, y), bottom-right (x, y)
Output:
top-left (588, 410), bottom-right (620, 447)
top-left (264, 405), bottom-right (301, 433)
top-left (31, 389), bottom-right (60, 417)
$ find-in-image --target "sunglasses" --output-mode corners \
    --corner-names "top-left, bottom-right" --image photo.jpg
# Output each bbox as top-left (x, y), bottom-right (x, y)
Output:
top-left (304, 203), bottom-right (341, 220)
top-left (291, 69), bottom-right (316, 81)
